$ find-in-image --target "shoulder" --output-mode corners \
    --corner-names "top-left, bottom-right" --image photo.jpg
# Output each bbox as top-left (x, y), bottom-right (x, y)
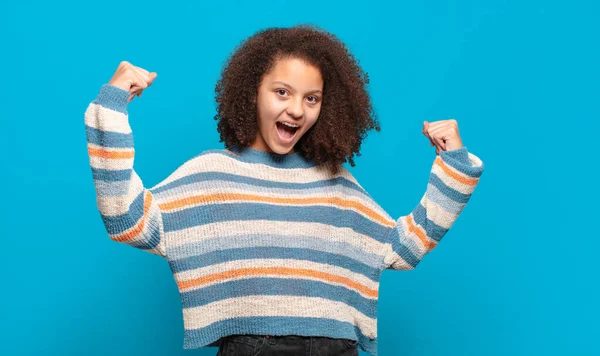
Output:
top-left (184, 148), bottom-right (237, 166)
top-left (335, 165), bottom-right (395, 223)
top-left (335, 165), bottom-right (364, 191)
top-left (190, 147), bottom-right (232, 159)
top-left (147, 148), bottom-right (233, 191)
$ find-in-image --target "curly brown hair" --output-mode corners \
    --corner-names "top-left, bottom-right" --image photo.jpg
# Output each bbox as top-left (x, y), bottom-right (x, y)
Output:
top-left (214, 24), bottom-right (380, 175)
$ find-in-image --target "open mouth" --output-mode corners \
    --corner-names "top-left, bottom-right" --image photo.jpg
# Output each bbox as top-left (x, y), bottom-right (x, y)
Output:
top-left (275, 121), bottom-right (300, 144)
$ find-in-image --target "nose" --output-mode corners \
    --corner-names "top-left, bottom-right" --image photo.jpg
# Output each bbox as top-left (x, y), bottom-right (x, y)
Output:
top-left (286, 96), bottom-right (304, 119)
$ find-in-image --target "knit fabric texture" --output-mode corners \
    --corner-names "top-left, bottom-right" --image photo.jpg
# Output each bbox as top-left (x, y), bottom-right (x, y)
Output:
top-left (84, 84), bottom-right (485, 355)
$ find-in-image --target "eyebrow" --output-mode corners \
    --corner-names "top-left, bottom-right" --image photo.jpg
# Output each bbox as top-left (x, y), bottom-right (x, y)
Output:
top-left (272, 81), bottom-right (323, 95)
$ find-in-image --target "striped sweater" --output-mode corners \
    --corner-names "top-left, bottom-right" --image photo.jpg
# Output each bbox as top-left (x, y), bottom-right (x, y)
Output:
top-left (84, 83), bottom-right (485, 355)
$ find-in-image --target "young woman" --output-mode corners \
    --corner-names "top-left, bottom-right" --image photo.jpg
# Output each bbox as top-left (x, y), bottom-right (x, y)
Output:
top-left (84, 24), bottom-right (484, 356)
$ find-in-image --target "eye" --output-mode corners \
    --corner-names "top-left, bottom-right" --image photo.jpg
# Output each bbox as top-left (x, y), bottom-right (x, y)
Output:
top-left (276, 89), bottom-right (289, 97)
top-left (307, 96), bottom-right (320, 104)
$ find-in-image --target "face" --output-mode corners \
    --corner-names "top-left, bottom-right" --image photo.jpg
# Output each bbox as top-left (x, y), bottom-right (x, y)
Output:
top-left (251, 57), bottom-right (324, 154)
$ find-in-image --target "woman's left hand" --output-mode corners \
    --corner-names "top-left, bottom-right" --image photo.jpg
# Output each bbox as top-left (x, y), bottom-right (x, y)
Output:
top-left (422, 119), bottom-right (464, 155)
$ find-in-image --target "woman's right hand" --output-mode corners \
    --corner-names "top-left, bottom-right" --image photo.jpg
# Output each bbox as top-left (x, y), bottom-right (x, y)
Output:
top-left (108, 61), bottom-right (158, 103)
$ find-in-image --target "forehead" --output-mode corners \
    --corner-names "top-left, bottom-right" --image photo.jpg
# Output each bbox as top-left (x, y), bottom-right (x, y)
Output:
top-left (264, 57), bottom-right (323, 88)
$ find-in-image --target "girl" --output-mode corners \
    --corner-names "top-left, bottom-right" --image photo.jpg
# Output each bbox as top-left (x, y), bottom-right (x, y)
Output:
top-left (84, 24), bottom-right (484, 356)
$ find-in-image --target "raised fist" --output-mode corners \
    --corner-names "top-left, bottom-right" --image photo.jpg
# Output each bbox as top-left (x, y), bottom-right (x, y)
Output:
top-left (108, 61), bottom-right (158, 103)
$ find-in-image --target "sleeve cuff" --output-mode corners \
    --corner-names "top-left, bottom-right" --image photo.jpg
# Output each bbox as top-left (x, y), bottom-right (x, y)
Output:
top-left (439, 146), bottom-right (484, 178)
top-left (92, 84), bottom-right (130, 114)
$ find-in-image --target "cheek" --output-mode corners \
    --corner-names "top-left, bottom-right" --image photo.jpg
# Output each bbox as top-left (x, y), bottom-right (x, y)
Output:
top-left (258, 97), bottom-right (284, 118)
top-left (304, 108), bottom-right (321, 130)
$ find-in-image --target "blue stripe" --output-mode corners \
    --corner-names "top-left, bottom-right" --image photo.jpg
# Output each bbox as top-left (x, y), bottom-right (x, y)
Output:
top-left (183, 316), bottom-right (377, 355)
top-left (167, 233), bottom-right (383, 269)
top-left (162, 202), bottom-right (392, 242)
top-left (142, 214), bottom-right (162, 250)
top-left (85, 125), bottom-right (133, 148)
top-left (170, 245), bottom-right (380, 282)
top-left (92, 84), bottom-right (130, 114)
top-left (426, 184), bottom-right (464, 215)
top-left (387, 226), bottom-right (420, 268)
top-left (429, 173), bottom-right (472, 204)
top-left (92, 179), bottom-right (130, 197)
top-left (179, 277), bottom-right (378, 318)
top-left (91, 167), bottom-right (131, 182)
top-left (412, 203), bottom-right (448, 242)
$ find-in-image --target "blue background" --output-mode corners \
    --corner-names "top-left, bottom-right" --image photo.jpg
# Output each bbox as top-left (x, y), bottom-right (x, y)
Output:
top-left (1, 0), bottom-right (598, 355)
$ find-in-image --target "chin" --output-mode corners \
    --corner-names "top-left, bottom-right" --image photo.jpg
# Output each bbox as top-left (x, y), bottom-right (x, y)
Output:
top-left (270, 145), bottom-right (293, 154)
top-left (267, 139), bottom-right (297, 155)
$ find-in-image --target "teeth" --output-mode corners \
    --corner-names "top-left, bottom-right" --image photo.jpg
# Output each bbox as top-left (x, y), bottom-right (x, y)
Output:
top-left (279, 122), bottom-right (299, 128)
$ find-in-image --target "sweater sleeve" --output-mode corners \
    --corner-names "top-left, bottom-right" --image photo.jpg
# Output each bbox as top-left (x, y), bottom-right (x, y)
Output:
top-left (84, 84), bottom-right (167, 258)
top-left (382, 147), bottom-right (484, 270)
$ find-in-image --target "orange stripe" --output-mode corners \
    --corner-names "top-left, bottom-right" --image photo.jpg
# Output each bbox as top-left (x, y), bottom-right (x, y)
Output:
top-left (158, 193), bottom-right (395, 227)
top-left (88, 146), bottom-right (134, 159)
top-left (405, 214), bottom-right (436, 250)
top-left (435, 157), bottom-right (478, 186)
top-left (112, 190), bottom-right (153, 242)
top-left (177, 267), bottom-right (378, 297)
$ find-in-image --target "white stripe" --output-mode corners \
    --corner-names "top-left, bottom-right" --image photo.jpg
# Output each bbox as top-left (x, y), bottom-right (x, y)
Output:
top-left (182, 295), bottom-right (377, 338)
top-left (95, 174), bottom-right (144, 216)
top-left (89, 155), bottom-right (133, 171)
top-left (426, 183), bottom-right (465, 215)
top-left (468, 152), bottom-right (483, 168)
top-left (166, 219), bottom-right (388, 259)
top-left (382, 248), bottom-right (414, 270)
top-left (419, 195), bottom-right (459, 230)
top-left (149, 151), bottom-right (362, 190)
top-left (84, 103), bottom-right (132, 134)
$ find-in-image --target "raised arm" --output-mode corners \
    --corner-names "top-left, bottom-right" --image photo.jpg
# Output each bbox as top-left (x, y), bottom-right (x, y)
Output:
top-left (84, 62), bottom-right (166, 257)
top-left (382, 146), bottom-right (484, 270)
